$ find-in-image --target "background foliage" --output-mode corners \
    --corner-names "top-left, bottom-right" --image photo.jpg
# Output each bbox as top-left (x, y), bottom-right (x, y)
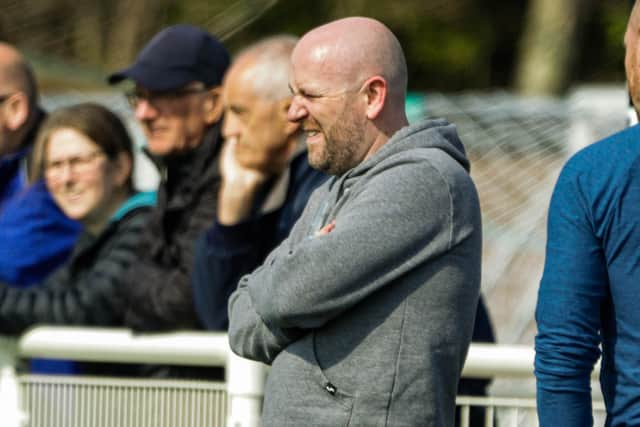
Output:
top-left (0, 0), bottom-right (632, 93)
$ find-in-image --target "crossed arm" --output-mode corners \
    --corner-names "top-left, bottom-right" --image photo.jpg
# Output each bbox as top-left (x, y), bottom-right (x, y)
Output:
top-left (228, 158), bottom-right (478, 364)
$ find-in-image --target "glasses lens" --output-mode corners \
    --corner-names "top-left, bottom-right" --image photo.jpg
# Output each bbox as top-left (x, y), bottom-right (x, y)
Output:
top-left (125, 92), bottom-right (139, 108)
top-left (125, 87), bottom-right (208, 109)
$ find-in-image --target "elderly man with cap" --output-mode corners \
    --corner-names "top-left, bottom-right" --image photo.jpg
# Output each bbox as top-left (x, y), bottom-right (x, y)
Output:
top-left (107, 25), bottom-right (228, 333)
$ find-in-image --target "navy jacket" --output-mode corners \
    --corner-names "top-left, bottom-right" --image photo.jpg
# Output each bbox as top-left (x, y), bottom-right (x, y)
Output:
top-left (192, 150), bottom-right (327, 330)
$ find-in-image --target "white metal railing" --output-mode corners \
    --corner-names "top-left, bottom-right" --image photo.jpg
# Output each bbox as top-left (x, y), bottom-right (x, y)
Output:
top-left (459, 343), bottom-right (604, 427)
top-left (0, 327), bottom-right (266, 427)
top-left (0, 328), bottom-right (605, 427)
top-left (462, 343), bottom-right (601, 378)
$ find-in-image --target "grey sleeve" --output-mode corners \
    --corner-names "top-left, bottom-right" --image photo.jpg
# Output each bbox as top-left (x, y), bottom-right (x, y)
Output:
top-left (228, 273), bottom-right (304, 363)
top-left (228, 155), bottom-right (479, 362)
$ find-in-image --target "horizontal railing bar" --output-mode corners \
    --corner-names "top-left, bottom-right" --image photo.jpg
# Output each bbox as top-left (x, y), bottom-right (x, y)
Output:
top-left (17, 327), bottom-right (230, 367)
top-left (456, 395), bottom-right (538, 408)
top-left (455, 395), bottom-right (606, 410)
top-left (461, 343), bottom-right (601, 379)
top-left (10, 327), bottom-right (602, 379)
top-left (18, 374), bottom-right (228, 390)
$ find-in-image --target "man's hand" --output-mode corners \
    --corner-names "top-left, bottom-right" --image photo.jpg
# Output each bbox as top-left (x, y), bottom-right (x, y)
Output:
top-left (217, 139), bottom-right (271, 225)
top-left (233, 98), bottom-right (298, 176)
top-left (220, 138), bottom-right (271, 188)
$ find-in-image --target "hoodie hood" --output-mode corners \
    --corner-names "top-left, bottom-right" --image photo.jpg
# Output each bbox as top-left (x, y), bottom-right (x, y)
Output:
top-left (313, 118), bottom-right (472, 231)
top-left (352, 118), bottom-right (470, 179)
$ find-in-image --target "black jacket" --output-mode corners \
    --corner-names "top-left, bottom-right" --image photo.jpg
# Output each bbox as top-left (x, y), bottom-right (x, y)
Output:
top-left (0, 195), bottom-right (153, 334)
top-left (122, 125), bottom-right (222, 331)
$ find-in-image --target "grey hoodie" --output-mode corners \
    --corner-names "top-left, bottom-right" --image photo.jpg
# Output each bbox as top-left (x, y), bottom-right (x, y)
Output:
top-left (228, 118), bottom-right (482, 426)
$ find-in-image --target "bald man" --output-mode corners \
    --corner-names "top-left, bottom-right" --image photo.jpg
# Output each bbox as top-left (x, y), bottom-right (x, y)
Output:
top-left (0, 43), bottom-right (80, 286)
top-left (191, 35), bottom-right (326, 330)
top-left (535, 2), bottom-right (640, 425)
top-left (228, 17), bottom-right (481, 426)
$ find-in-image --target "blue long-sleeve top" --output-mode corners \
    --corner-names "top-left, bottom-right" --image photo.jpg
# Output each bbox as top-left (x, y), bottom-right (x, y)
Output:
top-left (191, 150), bottom-right (328, 330)
top-left (535, 124), bottom-right (640, 426)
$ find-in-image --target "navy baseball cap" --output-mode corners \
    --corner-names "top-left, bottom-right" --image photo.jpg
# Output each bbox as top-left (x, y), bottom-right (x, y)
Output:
top-left (107, 24), bottom-right (230, 91)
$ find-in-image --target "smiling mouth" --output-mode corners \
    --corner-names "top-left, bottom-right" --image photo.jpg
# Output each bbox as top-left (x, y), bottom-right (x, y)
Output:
top-left (62, 192), bottom-right (83, 200)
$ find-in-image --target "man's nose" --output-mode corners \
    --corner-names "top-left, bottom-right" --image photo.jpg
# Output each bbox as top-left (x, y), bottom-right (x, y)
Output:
top-left (287, 96), bottom-right (308, 123)
top-left (135, 98), bottom-right (158, 120)
top-left (222, 112), bottom-right (241, 140)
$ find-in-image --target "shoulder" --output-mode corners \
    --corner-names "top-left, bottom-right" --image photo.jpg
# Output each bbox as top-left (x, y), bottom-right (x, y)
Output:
top-left (109, 193), bottom-right (155, 235)
top-left (367, 145), bottom-right (476, 201)
top-left (554, 125), bottom-right (640, 204)
top-left (0, 180), bottom-right (80, 229)
top-left (548, 125), bottom-right (640, 234)
top-left (562, 125), bottom-right (640, 182)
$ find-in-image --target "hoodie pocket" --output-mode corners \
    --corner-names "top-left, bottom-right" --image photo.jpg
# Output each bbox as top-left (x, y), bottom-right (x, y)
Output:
top-left (263, 333), bottom-right (355, 426)
top-left (309, 332), bottom-right (355, 413)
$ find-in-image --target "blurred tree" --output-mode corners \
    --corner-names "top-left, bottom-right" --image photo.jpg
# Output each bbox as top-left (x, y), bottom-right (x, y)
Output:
top-left (0, 0), bottom-right (630, 92)
top-left (515, 0), bottom-right (595, 95)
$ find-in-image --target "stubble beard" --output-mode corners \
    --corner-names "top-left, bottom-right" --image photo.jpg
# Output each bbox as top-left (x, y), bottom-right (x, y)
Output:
top-left (308, 110), bottom-right (363, 176)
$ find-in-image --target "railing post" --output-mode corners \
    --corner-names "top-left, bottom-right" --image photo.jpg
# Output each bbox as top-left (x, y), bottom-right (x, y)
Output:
top-left (0, 336), bottom-right (26, 427)
top-left (225, 351), bottom-right (267, 427)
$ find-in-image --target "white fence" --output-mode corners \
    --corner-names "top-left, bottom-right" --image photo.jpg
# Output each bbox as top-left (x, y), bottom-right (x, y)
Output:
top-left (0, 328), bottom-right (266, 427)
top-left (0, 327), bottom-right (606, 427)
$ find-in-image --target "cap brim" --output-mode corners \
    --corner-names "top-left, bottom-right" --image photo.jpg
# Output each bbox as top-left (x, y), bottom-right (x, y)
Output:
top-left (106, 63), bottom-right (197, 91)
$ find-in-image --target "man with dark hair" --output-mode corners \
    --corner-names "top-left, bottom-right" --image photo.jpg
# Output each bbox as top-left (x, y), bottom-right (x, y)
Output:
top-left (535, 2), bottom-right (640, 425)
top-left (107, 25), bottom-right (229, 334)
top-left (191, 35), bottom-right (327, 330)
top-left (228, 17), bottom-right (482, 425)
top-left (0, 42), bottom-right (80, 286)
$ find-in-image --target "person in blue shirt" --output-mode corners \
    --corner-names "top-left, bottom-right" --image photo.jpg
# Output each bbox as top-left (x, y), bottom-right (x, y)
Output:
top-left (535, 2), bottom-right (640, 425)
top-left (191, 35), bottom-right (327, 330)
top-left (0, 42), bottom-right (80, 286)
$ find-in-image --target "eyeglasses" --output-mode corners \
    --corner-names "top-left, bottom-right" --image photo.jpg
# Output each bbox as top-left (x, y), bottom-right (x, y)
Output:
top-left (0, 93), bottom-right (15, 104)
top-left (125, 87), bottom-right (209, 109)
top-left (44, 150), bottom-right (105, 179)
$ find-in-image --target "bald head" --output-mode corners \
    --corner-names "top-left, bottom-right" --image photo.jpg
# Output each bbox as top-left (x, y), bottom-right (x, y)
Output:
top-left (287, 17), bottom-right (409, 175)
top-left (0, 42), bottom-right (40, 156)
top-left (0, 42), bottom-right (38, 105)
top-left (292, 17), bottom-right (407, 104)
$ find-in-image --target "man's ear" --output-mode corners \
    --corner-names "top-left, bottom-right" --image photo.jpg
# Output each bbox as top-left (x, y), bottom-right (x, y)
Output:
top-left (363, 76), bottom-right (387, 120)
top-left (4, 92), bottom-right (29, 130)
top-left (279, 97), bottom-right (300, 136)
top-left (204, 86), bottom-right (224, 125)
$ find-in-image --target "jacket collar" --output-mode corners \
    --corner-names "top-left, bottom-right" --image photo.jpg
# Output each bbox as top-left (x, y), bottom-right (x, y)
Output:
top-left (147, 123), bottom-right (222, 209)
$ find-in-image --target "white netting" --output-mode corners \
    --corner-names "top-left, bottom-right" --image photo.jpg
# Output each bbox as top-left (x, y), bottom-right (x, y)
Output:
top-left (410, 87), bottom-right (628, 346)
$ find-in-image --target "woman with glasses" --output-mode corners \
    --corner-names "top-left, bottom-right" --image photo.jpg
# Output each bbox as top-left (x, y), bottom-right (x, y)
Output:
top-left (0, 103), bottom-right (155, 353)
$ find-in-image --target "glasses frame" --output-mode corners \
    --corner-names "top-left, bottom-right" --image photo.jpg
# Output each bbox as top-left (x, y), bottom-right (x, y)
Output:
top-left (125, 87), bottom-right (210, 109)
top-left (44, 150), bottom-right (106, 180)
top-left (0, 93), bottom-right (16, 104)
